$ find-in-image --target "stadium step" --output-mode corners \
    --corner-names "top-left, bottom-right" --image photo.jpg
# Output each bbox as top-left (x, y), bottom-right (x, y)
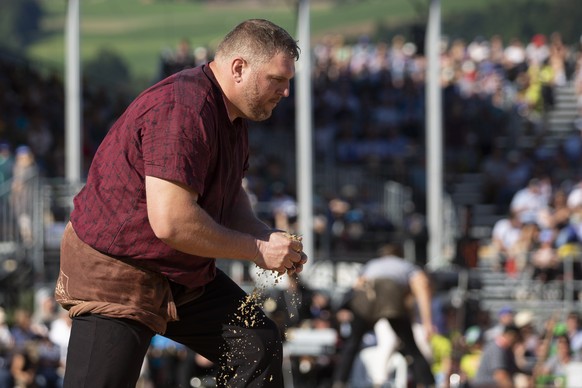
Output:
top-left (548, 82), bottom-right (579, 133)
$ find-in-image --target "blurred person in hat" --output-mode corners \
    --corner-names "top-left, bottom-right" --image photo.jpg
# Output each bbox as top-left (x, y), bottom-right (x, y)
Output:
top-left (484, 306), bottom-right (515, 344)
top-left (513, 310), bottom-right (540, 377)
top-left (473, 324), bottom-right (524, 387)
top-left (526, 34), bottom-right (550, 66)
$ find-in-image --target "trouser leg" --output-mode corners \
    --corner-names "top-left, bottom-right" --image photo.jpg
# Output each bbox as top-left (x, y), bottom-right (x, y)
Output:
top-left (332, 314), bottom-right (374, 384)
top-left (63, 314), bottom-right (153, 388)
top-left (388, 317), bottom-right (435, 385)
top-left (164, 269), bottom-right (283, 387)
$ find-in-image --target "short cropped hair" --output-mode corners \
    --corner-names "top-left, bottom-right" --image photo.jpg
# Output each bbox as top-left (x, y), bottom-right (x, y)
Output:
top-left (215, 19), bottom-right (300, 65)
top-left (377, 243), bottom-right (404, 258)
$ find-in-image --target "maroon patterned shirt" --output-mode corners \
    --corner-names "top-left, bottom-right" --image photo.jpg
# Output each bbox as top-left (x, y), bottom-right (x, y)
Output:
top-left (71, 64), bottom-right (249, 287)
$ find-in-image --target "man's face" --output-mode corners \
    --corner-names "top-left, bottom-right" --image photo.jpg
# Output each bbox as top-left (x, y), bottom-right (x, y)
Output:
top-left (240, 52), bottom-right (295, 121)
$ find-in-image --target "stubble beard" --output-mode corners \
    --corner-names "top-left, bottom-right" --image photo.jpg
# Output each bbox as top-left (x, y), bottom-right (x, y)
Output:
top-left (243, 75), bottom-right (273, 122)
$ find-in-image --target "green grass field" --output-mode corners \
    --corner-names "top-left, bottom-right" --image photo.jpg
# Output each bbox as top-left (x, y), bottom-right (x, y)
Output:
top-left (29, 0), bottom-right (493, 83)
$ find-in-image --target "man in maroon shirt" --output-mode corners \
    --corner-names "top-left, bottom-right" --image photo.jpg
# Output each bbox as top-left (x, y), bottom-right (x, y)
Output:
top-left (55, 19), bottom-right (306, 387)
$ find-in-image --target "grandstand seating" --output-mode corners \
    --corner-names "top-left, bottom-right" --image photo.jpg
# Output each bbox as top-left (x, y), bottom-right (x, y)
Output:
top-left (548, 82), bottom-right (579, 133)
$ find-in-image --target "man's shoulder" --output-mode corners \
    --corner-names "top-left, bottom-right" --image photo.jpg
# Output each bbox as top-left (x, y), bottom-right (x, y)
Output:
top-left (176, 65), bottom-right (210, 83)
top-left (173, 66), bottom-right (215, 101)
top-left (365, 256), bottom-right (419, 276)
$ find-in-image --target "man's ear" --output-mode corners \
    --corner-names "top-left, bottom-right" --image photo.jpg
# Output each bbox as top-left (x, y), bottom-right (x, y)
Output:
top-left (232, 57), bottom-right (246, 83)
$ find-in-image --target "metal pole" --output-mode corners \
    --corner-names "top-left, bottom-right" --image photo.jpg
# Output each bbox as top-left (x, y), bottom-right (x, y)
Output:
top-left (426, 0), bottom-right (444, 268)
top-left (295, 0), bottom-right (314, 262)
top-left (65, 0), bottom-right (82, 183)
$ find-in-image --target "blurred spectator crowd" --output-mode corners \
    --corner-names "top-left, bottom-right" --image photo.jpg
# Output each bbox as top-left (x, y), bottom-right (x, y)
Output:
top-left (161, 31), bottom-right (582, 260)
top-left (1, 32), bottom-right (582, 254)
top-left (0, 276), bottom-right (580, 387)
top-left (1, 30), bottom-right (582, 386)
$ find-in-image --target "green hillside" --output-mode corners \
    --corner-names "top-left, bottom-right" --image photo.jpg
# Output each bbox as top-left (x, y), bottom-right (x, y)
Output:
top-left (28, 0), bottom-right (493, 84)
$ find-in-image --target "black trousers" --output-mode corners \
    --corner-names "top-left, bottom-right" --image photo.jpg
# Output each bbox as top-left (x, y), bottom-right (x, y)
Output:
top-left (63, 269), bottom-right (283, 388)
top-left (333, 314), bottom-right (435, 386)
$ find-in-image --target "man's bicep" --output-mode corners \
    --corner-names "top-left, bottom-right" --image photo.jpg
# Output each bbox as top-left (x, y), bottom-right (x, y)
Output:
top-left (141, 102), bottom-right (210, 196)
top-left (146, 175), bottom-right (199, 197)
top-left (145, 175), bottom-right (200, 236)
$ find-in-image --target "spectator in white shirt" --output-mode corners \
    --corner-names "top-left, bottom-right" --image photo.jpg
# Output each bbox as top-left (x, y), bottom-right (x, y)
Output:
top-left (509, 178), bottom-right (549, 225)
top-left (491, 211), bottom-right (523, 270)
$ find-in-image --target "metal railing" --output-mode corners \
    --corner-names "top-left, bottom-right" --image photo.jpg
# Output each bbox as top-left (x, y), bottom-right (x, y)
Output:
top-left (476, 254), bottom-right (582, 325)
top-left (0, 175), bottom-right (451, 275)
top-left (0, 175), bottom-right (82, 284)
top-left (1, 174), bottom-right (581, 329)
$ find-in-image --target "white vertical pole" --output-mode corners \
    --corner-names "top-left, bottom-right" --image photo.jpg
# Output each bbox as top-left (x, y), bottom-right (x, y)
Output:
top-left (65, 0), bottom-right (82, 183)
top-left (295, 0), bottom-right (314, 262)
top-left (426, 0), bottom-right (444, 268)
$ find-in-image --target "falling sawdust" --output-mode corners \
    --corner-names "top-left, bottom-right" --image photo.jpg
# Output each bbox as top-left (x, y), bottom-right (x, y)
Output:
top-left (217, 232), bottom-right (303, 386)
